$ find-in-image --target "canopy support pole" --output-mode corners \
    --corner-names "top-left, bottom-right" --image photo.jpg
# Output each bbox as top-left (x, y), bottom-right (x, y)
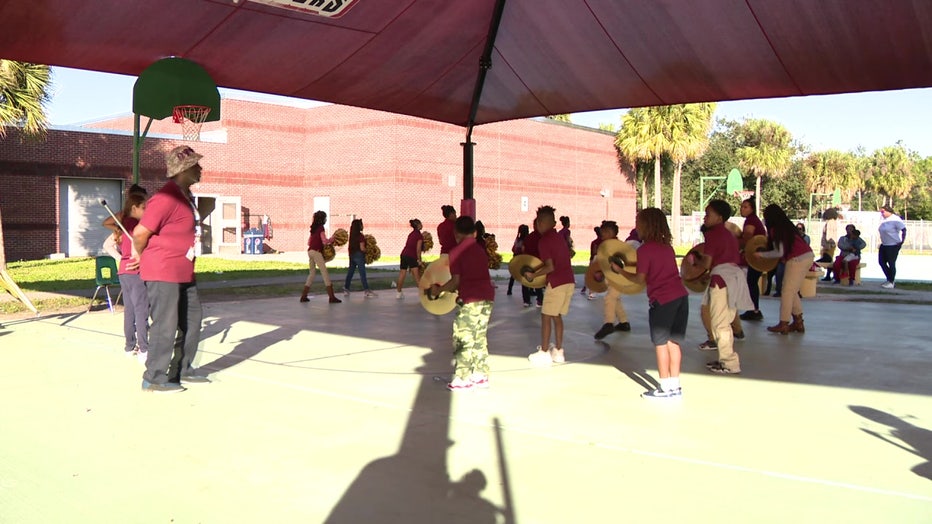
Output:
top-left (461, 0), bottom-right (507, 218)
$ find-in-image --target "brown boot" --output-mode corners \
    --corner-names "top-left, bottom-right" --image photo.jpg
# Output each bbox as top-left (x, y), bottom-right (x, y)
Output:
top-left (300, 285), bottom-right (310, 303)
top-left (789, 313), bottom-right (805, 333)
top-left (767, 321), bottom-right (791, 335)
top-left (327, 284), bottom-right (342, 304)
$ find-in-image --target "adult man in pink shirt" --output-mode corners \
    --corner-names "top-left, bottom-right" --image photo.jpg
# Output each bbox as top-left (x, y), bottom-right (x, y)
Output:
top-left (132, 145), bottom-right (210, 393)
top-left (524, 205), bottom-right (575, 366)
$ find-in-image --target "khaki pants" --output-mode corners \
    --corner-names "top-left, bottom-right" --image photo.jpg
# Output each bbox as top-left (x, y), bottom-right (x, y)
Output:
top-left (701, 303), bottom-right (742, 339)
top-left (603, 286), bottom-right (628, 324)
top-left (709, 286), bottom-right (740, 371)
top-left (305, 248), bottom-right (332, 287)
top-left (779, 252), bottom-right (814, 321)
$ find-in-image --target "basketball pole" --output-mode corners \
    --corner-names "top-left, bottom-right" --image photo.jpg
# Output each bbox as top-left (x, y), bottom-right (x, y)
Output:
top-left (132, 113), bottom-right (153, 185)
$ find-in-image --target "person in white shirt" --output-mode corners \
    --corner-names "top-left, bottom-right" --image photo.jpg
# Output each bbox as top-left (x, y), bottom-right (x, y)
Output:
top-left (877, 205), bottom-right (907, 289)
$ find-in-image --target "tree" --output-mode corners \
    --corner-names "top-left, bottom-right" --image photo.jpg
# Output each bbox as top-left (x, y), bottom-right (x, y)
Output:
top-left (0, 60), bottom-right (52, 269)
top-left (666, 103), bottom-right (716, 243)
top-left (865, 144), bottom-right (915, 209)
top-left (734, 119), bottom-right (794, 214)
top-left (546, 114), bottom-right (571, 123)
top-left (616, 107), bottom-right (671, 209)
top-left (801, 149), bottom-right (861, 212)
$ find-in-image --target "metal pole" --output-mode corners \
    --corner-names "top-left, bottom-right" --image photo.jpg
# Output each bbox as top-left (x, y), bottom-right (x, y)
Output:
top-left (133, 114), bottom-right (140, 184)
top-left (461, 0), bottom-right (507, 207)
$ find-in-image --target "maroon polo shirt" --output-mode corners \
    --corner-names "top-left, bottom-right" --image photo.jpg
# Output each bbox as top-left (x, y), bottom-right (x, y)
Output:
top-left (538, 229), bottom-right (574, 288)
top-left (451, 238), bottom-right (495, 303)
top-left (637, 240), bottom-right (688, 305)
top-left (401, 229), bottom-right (423, 258)
top-left (308, 225), bottom-right (325, 251)
top-left (704, 223), bottom-right (741, 268)
top-left (772, 230), bottom-right (814, 261)
top-left (139, 180), bottom-right (196, 283)
top-left (740, 214), bottom-right (766, 267)
top-left (523, 230), bottom-right (541, 257)
top-left (438, 218), bottom-right (456, 255)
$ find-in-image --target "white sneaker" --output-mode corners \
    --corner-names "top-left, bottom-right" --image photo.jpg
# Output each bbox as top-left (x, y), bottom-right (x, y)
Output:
top-left (550, 347), bottom-right (565, 363)
top-left (365, 290), bottom-right (378, 298)
top-left (396, 291), bottom-right (404, 299)
top-left (343, 287), bottom-right (350, 296)
top-left (447, 377), bottom-right (475, 391)
top-left (528, 346), bottom-right (553, 366)
top-left (881, 281), bottom-right (894, 289)
top-left (468, 373), bottom-right (490, 388)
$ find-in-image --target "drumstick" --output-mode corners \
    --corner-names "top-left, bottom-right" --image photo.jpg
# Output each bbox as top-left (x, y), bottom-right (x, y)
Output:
top-left (99, 199), bottom-right (133, 239)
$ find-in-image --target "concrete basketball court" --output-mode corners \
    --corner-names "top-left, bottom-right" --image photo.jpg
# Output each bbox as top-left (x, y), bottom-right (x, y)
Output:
top-left (1, 277), bottom-right (930, 523)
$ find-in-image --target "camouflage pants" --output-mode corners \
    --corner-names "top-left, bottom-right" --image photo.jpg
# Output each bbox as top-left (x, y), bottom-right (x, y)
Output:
top-left (452, 300), bottom-right (493, 380)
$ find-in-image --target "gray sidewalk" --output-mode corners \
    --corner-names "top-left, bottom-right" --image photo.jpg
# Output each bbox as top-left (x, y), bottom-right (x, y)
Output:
top-left (1, 278), bottom-right (930, 523)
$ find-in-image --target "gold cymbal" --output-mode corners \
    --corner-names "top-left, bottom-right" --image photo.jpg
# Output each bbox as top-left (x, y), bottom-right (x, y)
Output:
top-left (508, 254), bottom-right (546, 289)
top-left (680, 243), bottom-right (710, 293)
top-left (725, 221), bottom-right (742, 238)
top-left (745, 234), bottom-right (778, 273)
top-left (584, 259), bottom-right (608, 293)
top-left (596, 239), bottom-right (645, 295)
top-left (419, 259), bottom-right (459, 315)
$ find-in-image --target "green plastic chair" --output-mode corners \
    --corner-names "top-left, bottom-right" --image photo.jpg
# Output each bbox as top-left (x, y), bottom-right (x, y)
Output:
top-left (88, 256), bottom-right (122, 313)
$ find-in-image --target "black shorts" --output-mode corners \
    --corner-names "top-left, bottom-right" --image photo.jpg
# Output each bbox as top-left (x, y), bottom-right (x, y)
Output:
top-left (648, 295), bottom-right (689, 346)
top-left (400, 255), bottom-right (420, 270)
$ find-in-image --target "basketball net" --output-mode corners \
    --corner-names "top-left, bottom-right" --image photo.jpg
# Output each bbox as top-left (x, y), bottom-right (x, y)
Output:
top-left (172, 105), bottom-right (211, 141)
top-left (735, 190), bottom-right (754, 201)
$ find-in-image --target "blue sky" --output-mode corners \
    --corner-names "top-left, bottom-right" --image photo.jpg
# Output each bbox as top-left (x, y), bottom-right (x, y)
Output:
top-left (47, 67), bottom-right (932, 157)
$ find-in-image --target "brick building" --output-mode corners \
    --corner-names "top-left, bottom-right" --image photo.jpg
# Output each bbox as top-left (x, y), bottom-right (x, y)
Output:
top-left (0, 98), bottom-right (635, 262)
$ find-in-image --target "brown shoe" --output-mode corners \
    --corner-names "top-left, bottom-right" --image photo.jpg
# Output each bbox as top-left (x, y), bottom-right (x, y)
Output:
top-left (789, 313), bottom-right (805, 333)
top-left (767, 321), bottom-right (791, 335)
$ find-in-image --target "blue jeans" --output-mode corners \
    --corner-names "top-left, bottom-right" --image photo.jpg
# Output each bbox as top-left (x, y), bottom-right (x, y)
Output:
top-left (344, 251), bottom-right (370, 291)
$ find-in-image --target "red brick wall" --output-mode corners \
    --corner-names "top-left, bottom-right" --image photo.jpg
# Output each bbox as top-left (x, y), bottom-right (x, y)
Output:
top-left (0, 99), bottom-right (634, 262)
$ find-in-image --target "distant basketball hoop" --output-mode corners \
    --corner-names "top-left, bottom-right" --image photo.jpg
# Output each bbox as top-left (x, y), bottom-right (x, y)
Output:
top-left (172, 105), bottom-right (211, 141)
top-left (735, 190), bottom-right (754, 201)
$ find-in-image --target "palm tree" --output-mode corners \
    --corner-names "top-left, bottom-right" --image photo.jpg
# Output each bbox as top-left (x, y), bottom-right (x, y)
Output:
top-left (667, 103), bottom-right (716, 243)
top-left (0, 60), bottom-right (52, 269)
top-left (616, 107), bottom-right (670, 209)
top-left (866, 144), bottom-right (915, 208)
top-left (801, 150), bottom-right (860, 202)
top-left (734, 119), bottom-right (793, 214)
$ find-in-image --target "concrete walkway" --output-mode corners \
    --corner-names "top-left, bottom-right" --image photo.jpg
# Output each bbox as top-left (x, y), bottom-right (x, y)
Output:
top-left (1, 272), bottom-right (930, 523)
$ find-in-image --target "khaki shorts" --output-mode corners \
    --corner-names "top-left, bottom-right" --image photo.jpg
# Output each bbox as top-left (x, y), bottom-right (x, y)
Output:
top-left (541, 282), bottom-right (574, 316)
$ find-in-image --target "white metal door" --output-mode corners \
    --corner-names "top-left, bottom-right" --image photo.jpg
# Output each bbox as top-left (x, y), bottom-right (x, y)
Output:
top-left (212, 195), bottom-right (242, 255)
top-left (313, 196), bottom-right (330, 235)
top-left (59, 178), bottom-right (122, 257)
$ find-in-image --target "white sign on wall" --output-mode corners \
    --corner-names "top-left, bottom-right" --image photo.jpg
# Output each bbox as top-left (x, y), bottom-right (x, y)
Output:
top-left (521, 196), bottom-right (529, 212)
top-left (247, 0), bottom-right (359, 18)
top-left (448, 175), bottom-right (457, 188)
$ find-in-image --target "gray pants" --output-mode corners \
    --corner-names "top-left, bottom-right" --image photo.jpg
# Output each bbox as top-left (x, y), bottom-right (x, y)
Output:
top-left (118, 273), bottom-right (149, 353)
top-left (143, 281), bottom-right (202, 384)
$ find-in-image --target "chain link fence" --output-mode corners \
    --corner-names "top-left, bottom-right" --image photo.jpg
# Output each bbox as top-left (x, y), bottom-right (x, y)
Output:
top-left (674, 213), bottom-right (932, 253)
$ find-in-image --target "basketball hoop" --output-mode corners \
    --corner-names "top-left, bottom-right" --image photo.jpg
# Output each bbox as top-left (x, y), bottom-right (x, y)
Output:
top-left (172, 105), bottom-right (211, 141)
top-left (735, 190), bottom-right (754, 201)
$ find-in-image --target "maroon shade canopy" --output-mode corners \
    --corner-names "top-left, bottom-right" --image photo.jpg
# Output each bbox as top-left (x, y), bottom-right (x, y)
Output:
top-left (1, 0), bottom-right (932, 127)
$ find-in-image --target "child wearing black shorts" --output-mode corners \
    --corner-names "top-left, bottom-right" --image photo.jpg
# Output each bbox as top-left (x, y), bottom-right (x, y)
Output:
top-left (615, 208), bottom-right (689, 399)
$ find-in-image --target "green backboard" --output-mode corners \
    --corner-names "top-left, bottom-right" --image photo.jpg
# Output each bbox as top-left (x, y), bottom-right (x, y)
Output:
top-left (725, 168), bottom-right (744, 194)
top-left (133, 57), bottom-right (220, 121)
